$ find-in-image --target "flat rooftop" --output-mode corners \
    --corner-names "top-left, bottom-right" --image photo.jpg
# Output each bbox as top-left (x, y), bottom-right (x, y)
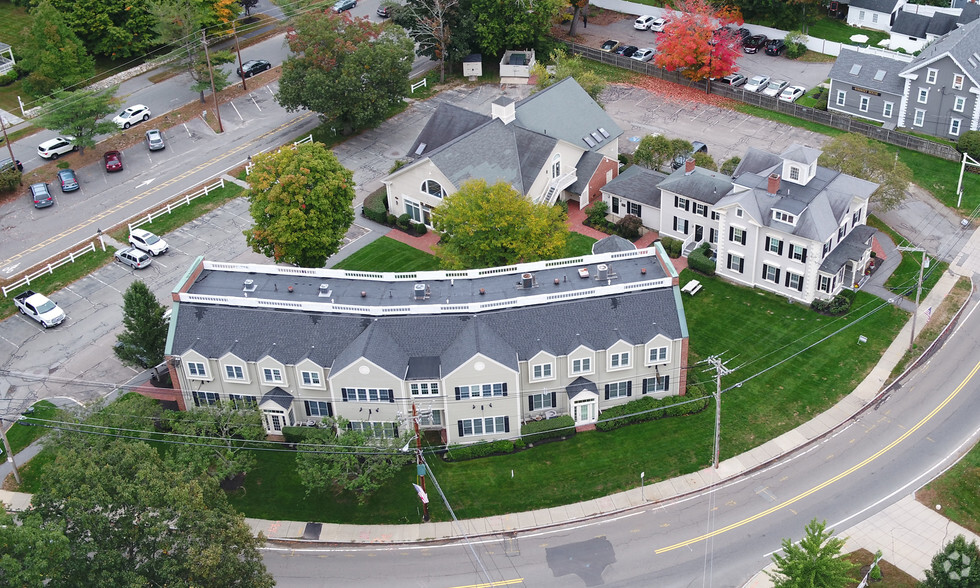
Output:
top-left (175, 247), bottom-right (674, 317)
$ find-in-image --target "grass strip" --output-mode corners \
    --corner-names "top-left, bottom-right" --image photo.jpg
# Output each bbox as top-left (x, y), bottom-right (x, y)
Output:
top-left (108, 182), bottom-right (245, 242)
top-left (0, 246), bottom-right (116, 321)
top-left (4, 401), bottom-right (60, 455)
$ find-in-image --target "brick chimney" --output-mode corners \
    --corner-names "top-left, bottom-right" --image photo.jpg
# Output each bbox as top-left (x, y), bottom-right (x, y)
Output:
top-left (685, 157), bottom-right (696, 174)
top-left (768, 173), bottom-right (781, 195)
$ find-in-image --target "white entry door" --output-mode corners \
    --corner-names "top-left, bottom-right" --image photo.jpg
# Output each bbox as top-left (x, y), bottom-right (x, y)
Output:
top-left (573, 398), bottom-right (597, 425)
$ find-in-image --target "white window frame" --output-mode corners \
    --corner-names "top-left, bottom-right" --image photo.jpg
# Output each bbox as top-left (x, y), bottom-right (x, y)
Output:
top-left (952, 74), bottom-right (964, 90)
top-left (836, 90), bottom-right (846, 106)
top-left (787, 272), bottom-right (803, 292)
top-left (606, 381), bottom-right (631, 399)
top-left (529, 392), bottom-right (556, 411)
top-left (187, 362), bottom-right (208, 379)
top-left (926, 68), bottom-right (937, 84)
top-left (789, 244), bottom-right (806, 262)
top-left (262, 367), bottom-right (284, 384)
top-left (192, 390), bottom-right (220, 406)
top-left (609, 351), bottom-right (631, 370)
top-left (459, 416), bottom-right (508, 437)
top-left (773, 211), bottom-right (795, 224)
top-left (950, 118), bottom-right (962, 136)
top-left (300, 370), bottom-right (322, 388)
top-left (305, 400), bottom-right (331, 417)
top-left (913, 109), bottom-right (925, 127)
top-left (570, 356), bottom-right (593, 375)
top-left (763, 264), bottom-right (780, 283)
top-left (350, 421), bottom-right (399, 439)
top-left (455, 383), bottom-right (506, 399)
top-left (693, 203), bottom-right (708, 217)
top-left (410, 382), bottom-right (440, 396)
top-left (643, 376), bottom-right (670, 394)
top-left (421, 179), bottom-right (446, 199)
top-left (531, 362), bottom-right (554, 381)
top-left (230, 394), bottom-right (257, 409)
top-left (789, 167), bottom-right (800, 181)
top-left (343, 387), bottom-right (394, 402)
top-left (727, 253), bottom-right (744, 274)
top-left (953, 96), bottom-right (965, 113)
top-left (647, 345), bottom-right (669, 365)
top-left (766, 237), bottom-right (782, 253)
top-left (883, 101), bottom-right (893, 118)
top-left (224, 364), bottom-right (246, 382)
top-left (917, 88), bottom-right (928, 104)
top-left (819, 275), bottom-right (832, 293)
top-left (859, 95), bottom-right (869, 112)
top-left (627, 201), bottom-right (642, 217)
top-left (871, 12), bottom-right (878, 23)
top-left (859, 9), bottom-right (865, 19)
top-left (732, 227), bottom-right (746, 245)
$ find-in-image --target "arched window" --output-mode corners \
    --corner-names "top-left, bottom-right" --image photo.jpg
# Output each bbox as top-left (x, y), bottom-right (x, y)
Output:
top-left (551, 154), bottom-right (561, 178)
top-left (421, 179), bottom-right (446, 199)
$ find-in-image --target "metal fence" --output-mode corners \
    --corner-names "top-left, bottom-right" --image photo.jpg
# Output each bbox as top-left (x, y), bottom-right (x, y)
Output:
top-left (565, 42), bottom-right (960, 161)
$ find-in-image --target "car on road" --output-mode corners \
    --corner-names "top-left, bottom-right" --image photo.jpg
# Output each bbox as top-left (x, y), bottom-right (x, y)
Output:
top-left (145, 129), bottom-right (165, 151)
top-left (720, 73), bottom-right (747, 87)
top-left (377, 5), bottom-right (391, 17)
top-left (600, 39), bottom-right (620, 52)
top-left (744, 74), bottom-right (770, 92)
top-left (29, 182), bottom-right (53, 208)
top-left (634, 15), bottom-right (656, 30)
top-left (631, 47), bottom-right (657, 62)
top-left (649, 17), bottom-right (670, 32)
top-left (57, 169), bottom-right (79, 192)
top-left (614, 45), bottom-right (639, 57)
top-left (104, 150), bottom-right (123, 172)
top-left (743, 34), bottom-right (768, 53)
top-left (765, 39), bottom-right (787, 56)
top-left (238, 59), bottom-right (272, 78)
top-left (37, 136), bottom-right (76, 160)
top-left (115, 247), bottom-right (152, 270)
top-left (779, 85), bottom-right (807, 102)
top-left (129, 228), bottom-right (169, 256)
top-left (334, 0), bottom-right (356, 12)
top-left (0, 156), bottom-right (23, 172)
top-left (113, 104), bottom-right (151, 129)
top-left (762, 79), bottom-right (789, 97)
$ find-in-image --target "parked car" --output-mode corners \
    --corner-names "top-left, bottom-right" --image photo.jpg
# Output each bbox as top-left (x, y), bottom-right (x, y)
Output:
top-left (743, 34), bottom-right (768, 53)
top-left (744, 75), bottom-right (770, 92)
top-left (762, 79), bottom-right (789, 97)
top-left (115, 247), bottom-right (153, 270)
top-left (631, 47), bottom-right (657, 62)
top-left (57, 169), bottom-right (79, 192)
top-left (671, 141), bottom-right (708, 170)
top-left (145, 129), bottom-right (165, 151)
top-left (733, 28), bottom-right (752, 45)
top-left (113, 104), bottom-right (151, 129)
top-left (720, 73), bottom-right (747, 87)
top-left (13, 290), bottom-right (65, 328)
top-left (104, 150), bottom-right (123, 172)
top-left (129, 228), bottom-right (169, 256)
top-left (600, 39), bottom-right (620, 52)
top-left (614, 45), bottom-right (639, 57)
top-left (649, 17), bottom-right (670, 32)
top-left (37, 136), bottom-right (76, 160)
top-left (377, 5), bottom-right (391, 17)
top-left (0, 157), bottom-right (23, 172)
top-left (238, 59), bottom-right (272, 78)
top-left (29, 182), bottom-right (53, 208)
top-left (334, 0), bottom-right (356, 12)
top-left (765, 39), bottom-right (787, 56)
top-left (779, 85), bottom-right (807, 102)
top-left (634, 15), bottom-right (656, 30)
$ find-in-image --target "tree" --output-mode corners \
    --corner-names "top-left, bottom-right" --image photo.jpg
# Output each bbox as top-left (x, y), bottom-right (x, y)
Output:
top-left (394, 0), bottom-right (472, 83)
top-left (31, 439), bottom-right (274, 587)
top-left (567, 0), bottom-right (589, 36)
top-left (784, 30), bottom-right (809, 59)
top-left (531, 51), bottom-right (606, 103)
top-left (432, 179), bottom-right (569, 269)
top-left (240, 0), bottom-right (259, 16)
top-left (0, 510), bottom-right (70, 587)
top-left (653, 0), bottom-right (743, 82)
top-left (276, 10), bottom-right (415, 135)
top-left (153, 2), bottom-right (237, 103)
top-left (244, 141), bottom-right (356, 267)
top-left (720, 155), bottom-right (741, 176)
top-left (818, 133), bottom-right (912, 211)
top-left (36, 88), bottom-right (118, 155)
top-left (957, 130), bottom-right (980, 160)
top-left (922, 534), bottom-right (980, 587)
top-left (19, 0), bottom-right (95, 98)
top-left (767, 518), bottom-right (856, 588)
top-left (294, 419), bottom-right (413, 504)
top-left (693, 151), bottom-right (717, 171)
top-left (114, 280), bottom-right (168, 370)
top-left (469, 0), bottom-right (562, 56)
top-left (47, 0), bottom-right (158, 59)
top-left (167, 404), bottom-right (266, 484)
top-left (634, 134), bottom-right (674, 171)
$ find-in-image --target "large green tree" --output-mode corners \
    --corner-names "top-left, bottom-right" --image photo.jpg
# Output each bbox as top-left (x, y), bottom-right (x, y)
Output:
top-left (432, 179), bottom-right (569, 269)
top-left (818, 133), bottom-right (912, 211)
top-left (19, 0), bottom-right (95, 98)
top-left (167, 404), bottom-right (266, 483)
top-left (152, 1), bottom-right (237, 103)
top-left (633, 134), bottom-right (674, 171)
top-left (0, 510), bottom-right (70, 587)
top-left (276, 10), bottom-right (414, 135)
top-left (30, 439), bottom-right (274, 587)
top-left (244, 141), bottom-right (356, 267)
top-left (469, 0), bottom-right (562, 56)
top-left (115, 280), bottom-right (169, 370)
top-left (36, 87), bottom-right (118, 155)
top-left (294, 419), bottom-right (413, 504)
top-left (921, 534), bottom-right (980, 587)
top-left (531, 52), bottom-right (606, 103)
top-left (47, 0), bottom-right (158, 58)
top-left (767, 519), bottom-right (856, 588)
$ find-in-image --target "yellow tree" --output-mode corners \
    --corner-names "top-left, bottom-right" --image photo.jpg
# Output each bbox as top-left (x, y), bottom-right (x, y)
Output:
top-left (432, 179), bottom-right (569, 269)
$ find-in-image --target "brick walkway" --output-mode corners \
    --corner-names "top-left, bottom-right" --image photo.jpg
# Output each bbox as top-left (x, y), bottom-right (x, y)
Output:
top-left (385, 226), bottom-right (440, 254)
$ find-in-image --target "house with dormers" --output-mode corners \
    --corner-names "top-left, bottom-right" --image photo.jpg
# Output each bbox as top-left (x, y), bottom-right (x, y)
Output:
top-left (382, 78), bottom-right (622, 228)
top-left (847, 0), bottom-right (907, 31)
top-left (164, 247), bottom-right (689, 443)
top-left (888, 2), bottom-right (979, 53)
top-left (828, 46), bottom-right (912, 127)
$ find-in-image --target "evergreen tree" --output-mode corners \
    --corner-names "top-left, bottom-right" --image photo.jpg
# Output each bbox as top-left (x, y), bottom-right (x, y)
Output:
top-left (20, 0), bottom-right (96, 98)
top-left (115, 280), bottom-right (168, 369)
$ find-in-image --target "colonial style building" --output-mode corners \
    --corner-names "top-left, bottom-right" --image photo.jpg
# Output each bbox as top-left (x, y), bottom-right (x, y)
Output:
top-left (165, 246), bottom-right (689, 443)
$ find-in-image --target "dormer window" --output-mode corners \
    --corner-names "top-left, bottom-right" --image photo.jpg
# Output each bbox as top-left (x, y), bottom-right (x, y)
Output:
top-left (789, 167), bottom-right (800, 181)
top-left (421, 179), bottom-right (446, 198)
top-left (773, 210), bottom-right (796, 225)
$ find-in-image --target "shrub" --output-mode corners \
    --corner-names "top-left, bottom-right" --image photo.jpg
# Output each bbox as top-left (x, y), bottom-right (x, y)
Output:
top-left (386, 213), bottom-right (397, 225)
top-left (784, 31), bottom-right (808, 59)
top-left (397, 213), bottom-right (412, 230)
top-left (0, 70), bottom-right (18, 87)
top-left (616, 214), bottom-right (643, 240)
top-left (521, 415), bottom-right (576, 445)
top-left (720, 156), bottom-right (741, 176)
top-left (595, 388), bottom-right (709, 432)
top-left (282, 426), bottom-right (330, 444)
top-left (692, 152), bottom-right (717, 171)
top-left (815, 91), bottom-right (829, 111)
top-left (586, 201), bottom-right (609, 226)
top-left (443, 440), bottom-right (515, 461)
top-left (0, 168), bottom-right (21, 192)
top-left (388, 159), bottom-right (407, 173)
top-left (660, 236), bottom-right (682, 258)
top-left (957, 130), bottom-right (980, 160)
top-left (362, 188), bottom-right (389, 224)
top-left (687, 242), bottom-right (716, 276)
top-left (810, 292), bottom-right (854, 315)
top-left (414, 222), bottom-right (428, 236)
top-left (618, 153), bottom-right (630, 166)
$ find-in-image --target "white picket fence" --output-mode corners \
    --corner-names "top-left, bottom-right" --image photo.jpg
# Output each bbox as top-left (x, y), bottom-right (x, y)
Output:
top-left (127, 177), bottom-right (226, 233)
top-left (2, 242), bottom-right (97, 297)
top-left (245, 133), bottom-right (314, 176)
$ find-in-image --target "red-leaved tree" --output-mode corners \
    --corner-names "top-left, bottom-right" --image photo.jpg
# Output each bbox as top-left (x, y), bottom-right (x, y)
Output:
top-left (654, 0), bottom-right (743, 82)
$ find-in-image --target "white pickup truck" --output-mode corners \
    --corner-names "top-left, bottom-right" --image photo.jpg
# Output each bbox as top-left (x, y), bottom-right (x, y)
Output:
top-left (13, 290), bottom-right (66, 328)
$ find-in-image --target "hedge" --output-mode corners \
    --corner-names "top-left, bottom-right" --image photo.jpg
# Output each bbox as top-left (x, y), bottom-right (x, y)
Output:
top-left (443, 439), bottom-right (518, 461)
top-left (810, 290), bottom-right (855, 315)
top-left (594, 388), bottom-right (710, 432)
top-left (687, 242), bottom-right (716, 276)
top-left (660, 236), bottom-right (682, 258)
top-left (520, 415), bottom-right (576, 444)
top-left (282, 426), bottom-right (330, 444)
top-left (362, 188), bottom-right (389, 224)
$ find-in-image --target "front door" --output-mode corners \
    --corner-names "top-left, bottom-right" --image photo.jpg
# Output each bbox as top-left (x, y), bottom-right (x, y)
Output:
top-left (573, 398), bottom-right (597, 425)
top-left (695, 225), bottom-right (703, 242)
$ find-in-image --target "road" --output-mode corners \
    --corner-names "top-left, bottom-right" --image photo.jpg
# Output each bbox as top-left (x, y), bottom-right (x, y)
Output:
top-left (261, 295), bottom-right (980, 587)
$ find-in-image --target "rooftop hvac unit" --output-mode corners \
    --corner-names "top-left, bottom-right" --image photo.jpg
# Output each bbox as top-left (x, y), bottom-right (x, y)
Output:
top-left (597, 264), bottom-right (609, 281)
top-left (522, 273), bottom-right (533, 289)
top-left (243, 279), bottom-right (256, 292)
top-left (414, 283), bottom-right (428, 300)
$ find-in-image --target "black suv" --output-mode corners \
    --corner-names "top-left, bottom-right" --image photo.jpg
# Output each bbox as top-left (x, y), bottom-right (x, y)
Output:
top-left (238, 59), bottom-right (272, 78)
top-left (765, 39), bottom-right (787, 56)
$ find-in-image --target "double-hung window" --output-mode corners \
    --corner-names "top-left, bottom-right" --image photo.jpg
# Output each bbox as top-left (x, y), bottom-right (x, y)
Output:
top-left (410, 382), bottom-right (440, 395)
top-left (954, 96), bottom-right (966, 113)
top-left (730, 227), bottom-right (746, 245)
top-left (458, 416), bottom-right (509, 437)
top-left (609, 352), bottom-right (630, 369)
top-left (605, 381), bottom-right (631, 399)
top-left (341, 388), bottom-right (395, 402)
top-left (789, 244), bottom-right (807, 262)
top-left (225, 365), bottom-right (245, 381)
top-left (230, 394), bottom-right (256, 409)
top-left (836, 90), bottom-right (846, 106)
top-left (570, 357), bottom-right (592, 375)
top-left (643, 376), bottom-right (670, 394)
top-left (913, 109), bottom-right (925, 127)
top-left (785, 272), bottom-right (804, 292)
top-left (917, 88), bottom-right (928, 104)
top-left (763, 264), bottom-right (780, 283)
top-left (305, 400), bottom-right (331, 417)
top-left (187, 362), bottom-right (207, 378)
top-left (300, 371), bottom-right (321, 386)
top-left (532, 363), bottom-right (553, 380)
top-left (454, 383), bottom-right (507, 399)
top-left (648, 346), bottom-right (668, 364)
top-left (192, 390), bottom-right (220, 406)
top-left (727, 254), bottom-right (744, 273)
top-left (262, 368), bottom-right (284, 384)
top-left (765, 236), bottom-right (783, 255)
top-left (529, 392), bottom-right (556, 411)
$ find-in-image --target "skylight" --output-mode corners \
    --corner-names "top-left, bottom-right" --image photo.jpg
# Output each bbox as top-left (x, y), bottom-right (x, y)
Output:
top-left (874, 69), bottom-right (886, 81)
top-left (850, 64), bottom-right (862, 75)
top-left (583, 136), bottom-right (596, 147)
top-left (598, 128), bottom-right (610, 138)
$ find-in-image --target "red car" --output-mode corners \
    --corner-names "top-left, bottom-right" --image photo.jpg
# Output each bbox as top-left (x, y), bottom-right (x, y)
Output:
top-left (104, 150), bottom-right (123, 172)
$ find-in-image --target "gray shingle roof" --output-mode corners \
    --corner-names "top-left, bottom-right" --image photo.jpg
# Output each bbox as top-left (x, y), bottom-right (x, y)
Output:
top-left (566, 376), bottom-right (598, 399)
top-left (927, 12), bottom-right (959, 36)
top-left (657, 166), bottom-right (733, 205)
top-left (903, 16), bottom-right (980, 87)
top-left (891, 11), bottom-right (931, 37)
top-left (958, 2), bottom-right (980, 24)
top-left (592, 235), bottom-right (637, 254)
top-left (600, 165), bottom-right (666, 208)
top-left (849, 0), bottom-right (902, 13)
top-left (819, 225), bottom-right (877, 273)
top-left (829, 47), bottom-right (907, 96)
top-left (407, 102), bottom-right (490, 159)
top-left (261, 387), bottom-right (293, 409)
top-left (514, 77), bottom-right (623, 151)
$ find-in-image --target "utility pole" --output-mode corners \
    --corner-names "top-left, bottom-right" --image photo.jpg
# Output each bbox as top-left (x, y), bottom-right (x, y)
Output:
top-left (202, 30), bottom-right (223, 133)
top-left (706, 355), bottom-right (732, 469)
top-left (897, 245), bottom-right (928, 349)
top-left (412, 403), bottom-right (429, 522)
top-left (956, 151), bottom-right (979, 208)
top-left (0, 419), bottom-right (21, 485)
top-left (233, 21), bottom-right (247, 92)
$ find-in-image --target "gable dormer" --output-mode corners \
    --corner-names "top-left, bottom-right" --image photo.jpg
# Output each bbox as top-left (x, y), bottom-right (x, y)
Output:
top-left (779, 144), bottom-right (822, 186)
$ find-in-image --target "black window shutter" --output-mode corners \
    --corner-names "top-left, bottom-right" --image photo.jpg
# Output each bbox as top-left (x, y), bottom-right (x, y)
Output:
top-left (504, 416), bottom-right (510, 433)
top-left (457, 421), bottom-right (464, 437)
top-left (740, 231), bottom-right (746, 245)
top-left (304, 401), bottom-right (311, 415)
top-left (393, 425), bottom-right (399, 438)
top-left (550, 392), bottom-right (556, 408)
top-left (455, 387), bottom-right (461, 400)
top-left (777, 241), bottom-right (784, 255)
top-left (729, 226), bottom-right (734, 241)
top-left (664, 375), bottom-right (670, 391)
top-left (389, 389), bottom-right (395, 403)
top-left (775, 268), bottom-right (781, 282)
top-left (796, 278), bottom-right (804, 292)
top-left (341, 388), bottom-right (348, 402)
top-left (502, 383), bottom-right (508, 397)
top-left (765, 236), bottom-right (771, 250)
top-left (641, 378), bottom-right (649, 394)
top-left (673, 217), bottom-right (678, 231)
top-left (727, 255), bottom-right (733, 270)
top-left (328, 403), bottom-right (334, 417)
top-left (801, 248), bottom-right (807, 263)
top-left (528, 396), bottom-right (534, 411)
top-left (346, 421), bottom-right (352, 430)
top-left (784, 272), bottom-right (791, 287)
top-left (626, 381), bottom-right (632, 397)
top-left (762, 264), bottom-right (768, 280)
top-left (604, 384), bottom-right (610, 400)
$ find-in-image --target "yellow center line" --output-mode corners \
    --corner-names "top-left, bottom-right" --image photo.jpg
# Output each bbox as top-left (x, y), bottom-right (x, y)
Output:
top-left (448, 579), bottom-right (524, 588)
top-left (655, 359), bottom-right (980, 554)
top-left (0, 113), bottom-right (313, 268)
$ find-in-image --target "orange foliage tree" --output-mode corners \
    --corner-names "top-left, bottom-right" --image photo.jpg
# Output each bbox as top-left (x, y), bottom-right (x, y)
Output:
top-left (653, 0), bottom-right (743, 82)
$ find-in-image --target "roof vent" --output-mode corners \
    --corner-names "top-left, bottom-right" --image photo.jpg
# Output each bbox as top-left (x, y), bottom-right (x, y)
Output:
top-left (521, 273), bottom-right (534, 289)
top-left (597, 264), bottom-right (609, 281)
top-left (318, 284), bottom-right (332, 297)
top-left (243, 279), bottom-right (257, 292)
top-left (414, 283), bottom-right (429, 300)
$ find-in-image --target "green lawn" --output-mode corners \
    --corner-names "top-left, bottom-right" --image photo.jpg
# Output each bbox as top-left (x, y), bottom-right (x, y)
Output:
top-left (866, 215), bottom-right (948, 300)
top-left (806, 17), bottom-right (889, 47)
top-left (919, 441), bottom-right (980, 536)
top-left (332, 236), bottom-right (441, 272)
top-left (565, 232), bottom-right (597, 257)
top-left (4, 400), bottom-right (59, 455)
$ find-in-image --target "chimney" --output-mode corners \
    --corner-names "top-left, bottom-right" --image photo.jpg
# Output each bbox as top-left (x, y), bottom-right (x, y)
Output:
top-left (491, 96), bottom-right (516, 125)
top-left (768, 173), bottom-right (781, 195)
top-left (685, 157), bottom-right (696, 174)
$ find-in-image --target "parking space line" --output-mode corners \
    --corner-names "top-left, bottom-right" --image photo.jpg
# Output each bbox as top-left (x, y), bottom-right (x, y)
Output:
top-left (250, 94), bottom-right (262, 112)
top-left (230, 101), bottom-right (243, 121)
